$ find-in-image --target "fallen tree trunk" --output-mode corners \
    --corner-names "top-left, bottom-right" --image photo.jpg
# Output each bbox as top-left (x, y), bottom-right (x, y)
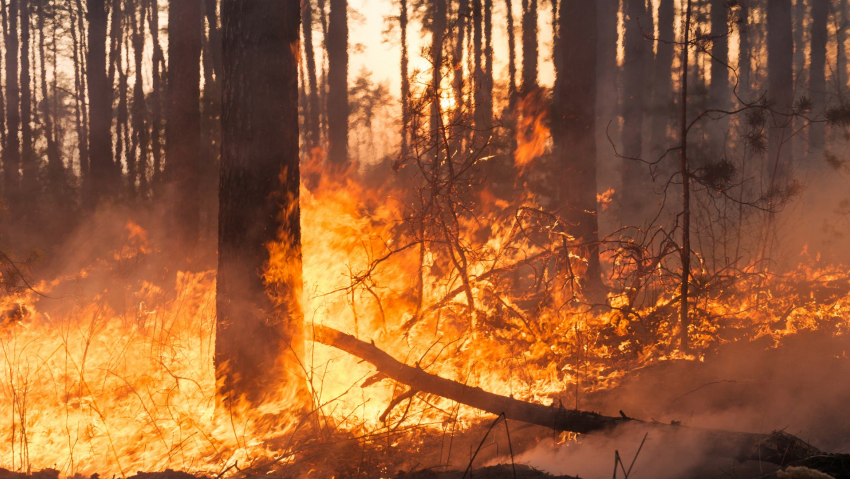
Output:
top-left (313, 325), bottom-right (823, 466)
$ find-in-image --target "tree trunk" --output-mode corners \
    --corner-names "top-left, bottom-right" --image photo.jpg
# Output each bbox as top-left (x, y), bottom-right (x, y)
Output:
top-left (767, 0), bottom-right (793, 182)
top-left (738, 0), bottom-right (750, 100)
top-left (451, 0), bottom-right (467, 121)
top-left (148, 0), bottom-right (163, 193)
top-left (166, 0), bottom-right (201, 246)
top-left (620, 0), bottom-right (649, 224)
top-left (400, 0), bottom-right (410, 157)
top-left (131, 0), bottom-right (149, 198)
top-left (87, 0), bottom-right (115, 204)
top-left (809, 0), bottom-right (826, 153)
top-left (117, 37), bottom-right (130, 198)
top-left (302, 0), bottom-right (320, 150)
top-left (327, 0), bottom-right (348, 164)
top-left (314, 324), bottom-right (825, 467)
top-left (649, 0), bottom-right (674, 158)
top-left (505, 0), bottom-right (516, 102)
top-left (482, 0), bottom-right (493, 126)
top-left (554, 0), bottom-right (602, 294)
top-left (20, 0), bottom-right (36, 203)
top-left (430, 0), bottom-right (446, 144)
top-left (38, 0), bottom-right (61, 192)
top-left (520, 0), bottom-right (537, 92)
top-left (4, 0), bottom-right (21, 204)
top-left (472, 0), bottom-right (483, 130)
top-left (707, 0), bottom-right (728, 157)
top-left (217, 0), bottom-right (305, 406)
top-left (0, 0), bottom-right (7, 152)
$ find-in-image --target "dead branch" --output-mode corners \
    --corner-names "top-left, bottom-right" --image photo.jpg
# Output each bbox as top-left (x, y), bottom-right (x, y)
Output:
top-left (313, 324), bottom-right (824, 466)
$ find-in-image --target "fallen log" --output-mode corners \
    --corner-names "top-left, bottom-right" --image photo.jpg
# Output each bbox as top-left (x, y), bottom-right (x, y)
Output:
top-left (313, 325), bottom-right (823, 466)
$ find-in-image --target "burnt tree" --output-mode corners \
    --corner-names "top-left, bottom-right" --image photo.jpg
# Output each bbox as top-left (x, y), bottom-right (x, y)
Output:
top-left (520, 0), bottom-right (537, 91)
top-left (302, 0), bottom-right (320, 150)
top-left (87, 0), bottom-right (114, 204)
top-left (217, 0), bottom-right (304, 405)
top-left (620, 0), bottom-right (649, 224)
top-left (809, 0), bottom-right (827, 152)
top-left (4, 0), bottom-right (21, 203)
top-left (327, 0), bottom-right (348, 164)
top-left (166, 0), bottom-right (202, 245)
top-left (767, 0), bottom-right (793, 180)
top-left (553, 0), bottom-right (602, 293)
top-left (20, 0), bottom-right (36, 202)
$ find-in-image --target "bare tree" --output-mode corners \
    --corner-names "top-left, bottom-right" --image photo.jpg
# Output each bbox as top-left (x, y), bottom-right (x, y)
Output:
top-left (327, 0), bottom-right (348, 164)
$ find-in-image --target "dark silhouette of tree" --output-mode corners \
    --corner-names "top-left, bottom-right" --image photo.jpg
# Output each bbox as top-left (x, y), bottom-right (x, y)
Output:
top-left (217, 0), bottom-right (304, 405)
top-left (482, 0), bottom-right (493, 125)
top-left (708, 0), bottom-right (728, 111)
top-left (767, 0), bottom-right (793, 180)
top-left (809, 0), bottom-right (827, 152)
top-left (302, 0), bottom-right (320, 150)
top-left (520, 0), bottom-right (537, 91)
top-left (430, 0), bottom-right (446, 143)
top-left (400, 0), bottom-right (410, 157)
top-left (67, 0), bottom-right (89, 189)
top-left (620, 0), bottom-right (649, 223)
top-left (738, 0), bottom-right (750, 99)
top-left (473, 0), bottom-right (483, 129)
top-left (596, 0), bottom-right (618, 191)
top-left (649, 0), bottom-right (674, 158)
top-left (148, 0), bottom-right (163, 192)
top-left (0, 1), bottom-right (6, 154)
top-left (4, 0), bottom-right (21, 204)
top-left (21, 0), bottom-right (37, 203)
top-left (451, 0), bottom-right (467, 124)
top-left (553, 0), bottom-right (602, 293)
top-left (38, 0), bottom-right (62, 193)
top-left (131, 0), bottom-right (148, 198)
top-left (327, 0), bottom-right (348, 164)
top-left (505, 0), bottom-right (516, 103)
top-left (166, 0), bottom-right (201, 245)
top-left (87, 0), bottom-right (115, 204)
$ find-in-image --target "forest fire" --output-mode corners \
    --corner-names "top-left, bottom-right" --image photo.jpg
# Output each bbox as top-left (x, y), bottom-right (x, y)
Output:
top-left (2, 0), bottom-right (850, 477)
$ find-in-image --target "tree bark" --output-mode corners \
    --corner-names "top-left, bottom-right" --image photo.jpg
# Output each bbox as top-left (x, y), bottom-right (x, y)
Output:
top-left (400, 0), bottom-right (410, 157)
top-left (313, 324), bottom-right (824, 466)
top-left (738, 0), bottom-right (750, 100)
top-left (430, 0), bottom-right (446, 144)
top-left (302, 0), bottom-right (320, 150)
top-left (217, 0), bottom-right (304, 405)
top-left (20, 0), bottom-right (36, 202)
top-left (649, 0), bottom-right (674, 158)
top-left (809, 0), bottom-right (827, 152)
top-left (4, 0), bottom-right (21, 203)
top-left (520, 0), bottom-right (537, 92)
top-left (38, 0), bottom-right (61, 191)
top-left (327, 0), bottom-right (348, 164)
top-left (0, 0), bottom-right (7, 152)
top-left (87, 0), bottom-right (115, 204)
top-left (620, 0), bottom-right (649, 224)
top-left (767, 0), bottom-right (793, 181)
top-left (553, 0), bottom-right (602, 294)
top-left (131, 0), bottom-right (149, 198)
top-left (166, 0), bottom-right (201, 245)
top-left (148, 0), bottom-right (163, 193)
top-left (482, 0), bottom-right (492, 126)
top-left (472, 0), bottom-right (483, 130)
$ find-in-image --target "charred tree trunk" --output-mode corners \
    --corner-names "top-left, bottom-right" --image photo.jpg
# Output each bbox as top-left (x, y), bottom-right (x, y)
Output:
top-left (738, 0), bottom-right (750, 100)
top-left (117, 39), bottom-right (130, 198)
top-left (620, 0), bottom-right (649, 224)
top-left (649, 0), bottom-right (674, 158)
top-left (520, 0), bottom-right (537, 92)
top-left (506, 0), bottom-right (516, 102)
top-left (87, 0), bottom-right (115, 204)
top-left (314, 324), bottom-right (825, 467)
top-left (20, 0), bottom-right (36, 203)
top-left (0, 0), bottom-right (7, 153)
top-left (302, 0), bottom-right (320, 150)
top-left (217, 0), bottom-right (304, 405)
top-left (200, 0), bottom-right (221, 238)
top-left (67, 0), bottom-right (89, 189)
top-left (767, 0), bottom-right (793, 181)
top-left (809, 0), bottom-right (827, 152)
top-left (482, 0), bottom-right (493, 127)
top-left (472, 0), bottom-right (483, 130)
top-left (707, 0), bottom-right (729, 160)
top-left (554, 0), bottom-right (602, 294)
top-left (148, 0), bottom-right (164, 193)
top-left (4, 0), bottom-right (21, 204)
top-left (38, 0), bottom-right (61, 192)
top-left (400, 0), bottom-right (410, 157)
top-left (131, 0), bottom-right (149, 198)
top-left (430, 0), bottom-right (446, 143)
top-left (452, 0), bottom-right (467, 119)
top-left (166, 0), bottom-right (201, 246)
top-left (327, 0), bottom-right (348, 164)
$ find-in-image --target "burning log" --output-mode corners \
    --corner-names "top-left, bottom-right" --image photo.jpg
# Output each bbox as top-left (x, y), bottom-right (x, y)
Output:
top-left (313, 325), bottom-right (823, 466)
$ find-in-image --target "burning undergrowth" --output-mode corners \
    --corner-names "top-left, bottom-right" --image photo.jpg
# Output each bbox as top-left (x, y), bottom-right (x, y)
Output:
top-left (1, 149), bottom-right (850, 478)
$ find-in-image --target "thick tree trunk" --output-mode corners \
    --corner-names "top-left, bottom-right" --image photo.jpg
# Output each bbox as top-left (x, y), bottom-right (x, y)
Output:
top-left (327, 0), bottom-right (348, 164)
top-left (87, 0), bottom-right (115, 204)
top-left (738, 0), bottom-right (750, 100)
top-left (482, 0), bottom-right (493, 126)
top-left (520, 0), bottom-right (537, 92)
top-left (302, 0), bottom-right (320, 149)
top-left (767, 0), bottom-right (793, 182)
top-left (117, 43), bottom-right (129, 198)
top-left (620, 0), bottom-right (649, 224)
top-left (649, 0), bottom-right (674, 158)
top-left (200, 0), bottom-right (221, 237)
top-left (0, 0), bottom-right (7, 151)
top-left (472, 0), bottom-right (483, 130)
top-left (451, 0), bottom-right (467, 120)
top-left (4, 0), bottom-right (21, 203)
top-left (314, 324), bottom-right (825, 466)
top-left (166, 0), bottom-right (201, 245)
top-left (430, 0), bottom-right (446, 143)
top-left (217, 0), bottom-right (304, 405)
top-left (809, 0), bottom-right (827, 152)
top-left (505, 0), bottom-right (516, 102)
top-left (554, 0), bottom-right (602, 294)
